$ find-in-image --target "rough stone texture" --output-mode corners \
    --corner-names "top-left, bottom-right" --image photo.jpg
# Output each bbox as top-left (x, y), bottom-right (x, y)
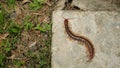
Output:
top-left (56, 0), bottom-right (120, 11)
top-left (72, 0), bottom-right (120, 11)
top-left (52, 10), bottom-right (120, 68)
top-left (55, 0), bottom-right (65, 10)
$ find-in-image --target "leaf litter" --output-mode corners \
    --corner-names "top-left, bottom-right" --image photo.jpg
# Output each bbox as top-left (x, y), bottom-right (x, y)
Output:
top-left (0, 0), bottom-right (54, 67)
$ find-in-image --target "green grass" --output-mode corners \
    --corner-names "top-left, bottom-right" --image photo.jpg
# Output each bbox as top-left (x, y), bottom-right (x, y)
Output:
top-left (12, 59), bottom-right (25, 68)
top-left (0, 3), bottom-right (24, 67)
top-left (7, 0), bottom-right (16, 8)
top-left (23, 15), bottom-right (52, 33)
top-left (0, 1), bottom-right (51, 67)
top-left (24, 15), bottom-right (34, 30)
top-left (29, 0), bottom-right (47, 10)
top-left (34, 23), bottom-right (52, 32)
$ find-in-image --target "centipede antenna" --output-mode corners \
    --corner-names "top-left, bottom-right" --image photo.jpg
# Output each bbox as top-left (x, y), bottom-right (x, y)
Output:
top-left (62, 12), bottom-right (78, 20)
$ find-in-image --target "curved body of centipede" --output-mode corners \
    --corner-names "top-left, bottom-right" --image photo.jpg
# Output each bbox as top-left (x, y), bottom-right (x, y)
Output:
top-left (64, 19), bottom-right (95, 62)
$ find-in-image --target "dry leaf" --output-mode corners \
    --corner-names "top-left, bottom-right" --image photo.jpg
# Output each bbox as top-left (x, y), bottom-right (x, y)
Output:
top-left (8, 54), bottom-right (16, 59)
top-left (15, 6), bottom-right (22, 15)
top-left (29, 41), bottom-right (36, 48)
top-left (0, 33), bottom-right (9, 40)
top-left (22, 0), bottom-right (30, 4)
top-left (46, 1), bottom-right (52, 6)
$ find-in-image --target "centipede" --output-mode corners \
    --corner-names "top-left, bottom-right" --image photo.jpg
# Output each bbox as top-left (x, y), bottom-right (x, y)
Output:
top-left (64, 18), bottom-right (95, 62)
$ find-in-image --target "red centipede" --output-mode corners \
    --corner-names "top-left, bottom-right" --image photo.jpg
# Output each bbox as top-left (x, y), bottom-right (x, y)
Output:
top-left (64, 18), bottom-right (95, 62)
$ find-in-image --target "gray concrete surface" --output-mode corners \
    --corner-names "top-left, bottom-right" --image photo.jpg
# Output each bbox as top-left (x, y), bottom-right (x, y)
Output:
top-left (56, 0), bottom-right (120, 11)
top-left (72, 0), bottom-right (120, 11)
top-left (52, 10), bottom-right (120, 68)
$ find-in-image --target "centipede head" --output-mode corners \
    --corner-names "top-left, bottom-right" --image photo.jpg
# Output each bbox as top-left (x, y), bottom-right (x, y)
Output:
top-left (64, 19), bottom-right (68, 23)
top-left (62, 12), bottom-right (77, 23)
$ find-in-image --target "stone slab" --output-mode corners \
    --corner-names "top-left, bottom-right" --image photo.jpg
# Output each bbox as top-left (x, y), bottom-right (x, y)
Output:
top-left (52, 10), bottom-right (120, 68)
top-left (72, 0), bottom-right (120, 11)
top-left (56, 0), bottom-right (120, 11)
